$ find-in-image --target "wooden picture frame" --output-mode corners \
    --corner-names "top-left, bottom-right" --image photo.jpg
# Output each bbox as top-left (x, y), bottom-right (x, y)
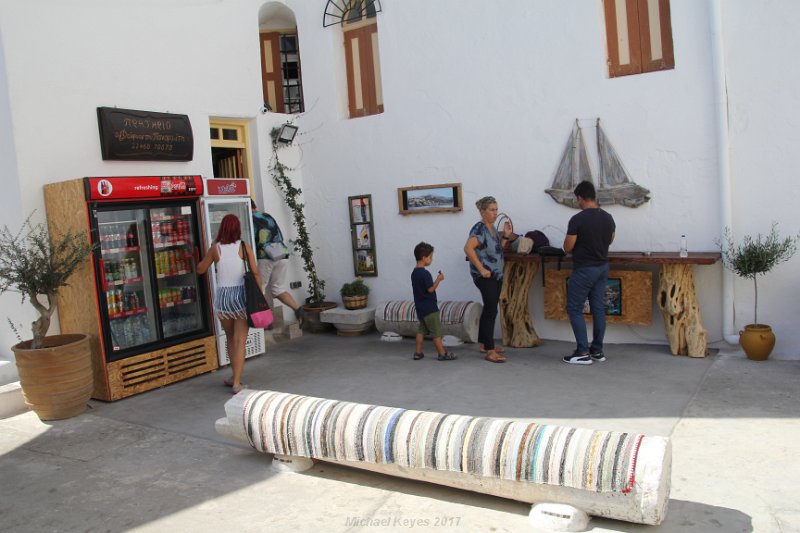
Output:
top-left (397, 183), bottom-right (462, 215)
top-left (348, 194), bottom-right (377, 276)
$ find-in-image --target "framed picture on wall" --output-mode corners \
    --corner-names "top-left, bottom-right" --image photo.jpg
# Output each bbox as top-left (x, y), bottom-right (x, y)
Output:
top-left (398, 183), bottom-right (462, 215)
top-left (354, 249), bottom-right (377, 276)
top-left (351, 196), bottom-right (371, 223)
top-left (348, 194), bottom-right (377, 276)
top-left (354, 224), bottom-right (372, 249)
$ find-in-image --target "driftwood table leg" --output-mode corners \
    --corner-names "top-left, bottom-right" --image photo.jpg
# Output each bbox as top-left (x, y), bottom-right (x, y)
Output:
top-left (657, 264), bottom-right (708, 357)
top-left (500, 262), bottom-right (541, 348)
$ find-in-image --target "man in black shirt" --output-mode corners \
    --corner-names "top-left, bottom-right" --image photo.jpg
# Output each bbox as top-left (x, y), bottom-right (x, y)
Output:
top-left (562, 181), bottom-right (616, 365)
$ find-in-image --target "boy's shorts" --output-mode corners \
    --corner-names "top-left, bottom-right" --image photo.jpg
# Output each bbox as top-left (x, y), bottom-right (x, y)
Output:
top-left (417, 310), bottom-right (443, 338)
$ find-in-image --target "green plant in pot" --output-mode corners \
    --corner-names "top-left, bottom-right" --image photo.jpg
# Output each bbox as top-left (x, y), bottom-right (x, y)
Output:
top-left (719, 222), bottom-right (798, 360)
top-left (269, 124), bottom-right (336, 332)
top-left (0, 214), bottom-right (95, 419)
top-left (340, 278), bottom-right (370, 310)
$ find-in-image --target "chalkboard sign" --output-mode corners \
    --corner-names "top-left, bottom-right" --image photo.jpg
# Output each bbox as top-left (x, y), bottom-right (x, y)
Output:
top-left (97, 107), bottom-right (194, 161)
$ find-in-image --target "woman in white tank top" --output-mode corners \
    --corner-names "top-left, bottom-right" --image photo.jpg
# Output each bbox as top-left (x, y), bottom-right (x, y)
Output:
top-left (197, 214), bottom-right (261, 394)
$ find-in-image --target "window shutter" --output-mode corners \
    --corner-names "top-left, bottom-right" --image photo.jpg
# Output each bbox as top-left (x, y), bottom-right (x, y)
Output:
top-left (260, 32), bottom-right (284, 112)
top-left (604, 0), bottom-right (642, 78)
top-left (639, 0), bottom-right (674, 73)
top-left (344, 24), bottom-right (382, 118)
top-left (604, 0), bottom-right (673, 78)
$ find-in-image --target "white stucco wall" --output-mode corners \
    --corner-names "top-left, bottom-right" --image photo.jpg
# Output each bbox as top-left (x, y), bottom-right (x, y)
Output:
top-left (0, 0), bottom-right (797, 360)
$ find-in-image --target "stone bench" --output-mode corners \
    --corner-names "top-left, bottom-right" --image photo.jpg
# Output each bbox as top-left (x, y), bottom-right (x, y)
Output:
top-left (373, 300), bottom-right (482, 343)
top-left (216, 390), bottom-right (671, 530)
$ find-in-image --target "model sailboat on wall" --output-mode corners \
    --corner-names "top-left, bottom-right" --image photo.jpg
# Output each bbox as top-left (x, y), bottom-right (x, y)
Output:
top-left (545, 119), bottom-right (650, 208)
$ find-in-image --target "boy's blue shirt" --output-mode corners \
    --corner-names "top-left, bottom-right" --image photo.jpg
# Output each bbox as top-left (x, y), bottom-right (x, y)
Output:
top-left (411, 267), bottom-right (438, 318)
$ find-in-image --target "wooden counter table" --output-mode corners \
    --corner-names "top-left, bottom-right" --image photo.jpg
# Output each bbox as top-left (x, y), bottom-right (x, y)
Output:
top-left (500, 252), bottom-right (721, 357)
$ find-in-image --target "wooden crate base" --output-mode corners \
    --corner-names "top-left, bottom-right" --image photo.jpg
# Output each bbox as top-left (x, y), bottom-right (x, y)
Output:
top-left (106, 336), bottom-right (218, 401)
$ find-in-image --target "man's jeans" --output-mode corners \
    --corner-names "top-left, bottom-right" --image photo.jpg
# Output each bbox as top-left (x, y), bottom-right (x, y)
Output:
top-left (566, 264), bottom-right (609, 354)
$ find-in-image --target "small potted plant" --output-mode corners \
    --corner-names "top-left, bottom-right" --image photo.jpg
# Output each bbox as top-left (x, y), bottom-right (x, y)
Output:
top-left (0, 214), bottom-right (95, 419)
top-left (340, 278), bottom-right (370, 310)
top-left (719, 222), bottom-right (798, 360)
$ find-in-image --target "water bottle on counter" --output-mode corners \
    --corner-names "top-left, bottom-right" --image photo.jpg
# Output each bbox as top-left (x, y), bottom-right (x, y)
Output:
top-left (680, 235), bottom-right (688, 258)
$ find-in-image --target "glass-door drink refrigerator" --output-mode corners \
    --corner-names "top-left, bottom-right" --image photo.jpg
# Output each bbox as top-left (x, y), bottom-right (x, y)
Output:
top-left (43, 176), bottom-right (218, 401)
top-left (201, 178), bottom-right (265, 366)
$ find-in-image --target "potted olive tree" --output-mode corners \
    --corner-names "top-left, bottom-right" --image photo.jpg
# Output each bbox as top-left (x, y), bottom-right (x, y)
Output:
top-left (0, 214), bottom-right (95, 419)
top-left (719, 222), bottom-right (798, 360)
top-left (269, 125), bottom-right (336, 332)
top-left (340, 278), bottom-right (370, 310)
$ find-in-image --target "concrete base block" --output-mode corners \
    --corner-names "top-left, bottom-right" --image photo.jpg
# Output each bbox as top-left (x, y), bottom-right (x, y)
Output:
top-left (272, 454), bottom-right (314, 473)
top-left (320, 306), bottom-right (375, 336)
top-left (0, 381), bottom-right (29, 419)
top-left (529, 503), bottom-right (590, 532)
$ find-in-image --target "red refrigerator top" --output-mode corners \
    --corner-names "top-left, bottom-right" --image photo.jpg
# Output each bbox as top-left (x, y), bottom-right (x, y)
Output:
top-left (85, 176), bottom-right (204, 201)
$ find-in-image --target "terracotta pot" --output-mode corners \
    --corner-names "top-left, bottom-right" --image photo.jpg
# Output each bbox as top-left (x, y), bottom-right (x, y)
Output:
top-left (301, 302), bottom-right (338, 333)
top-left (11, 334), bottom-right (93, 420)
top-left (739, 324), bottom-right (776, 361)
top-left (342, 295), bottom-right (368, 310)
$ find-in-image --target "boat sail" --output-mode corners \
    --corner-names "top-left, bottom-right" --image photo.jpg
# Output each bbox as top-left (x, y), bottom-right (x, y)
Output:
top-left (545, 119), bottom-right (650, 208)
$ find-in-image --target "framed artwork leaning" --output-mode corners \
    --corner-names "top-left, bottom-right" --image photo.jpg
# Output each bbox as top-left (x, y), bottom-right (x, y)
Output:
top-left (348, 194), bottom-right (377, 276)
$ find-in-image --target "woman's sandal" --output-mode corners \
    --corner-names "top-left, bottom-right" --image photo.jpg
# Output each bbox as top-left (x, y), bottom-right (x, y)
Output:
top-left (437, 351), bottom-right (457, 361)
top-left (413, 352), bottom-right (425, 360)
top-left (480, 347), bottom-right (506, 354)
top-left (223, 377), bottom-right (234, 387)
top-left (484, 351), bottom-right (506, 363)
top-left (231, 384), bottom-right (249, 394)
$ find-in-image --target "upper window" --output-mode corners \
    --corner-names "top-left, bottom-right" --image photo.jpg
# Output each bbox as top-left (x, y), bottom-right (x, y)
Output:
top-left (604, 0), bottom-right (674, 78)
top-left (260, 31), bottom-right (305, 114)
top-left (343, 3), bottom-right (383, 118)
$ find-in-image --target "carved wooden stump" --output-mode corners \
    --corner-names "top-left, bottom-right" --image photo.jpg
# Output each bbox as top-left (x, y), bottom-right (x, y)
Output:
top-left (500, 261), bottom-right (541, 348)
top-left (657, 264), bottom-right (707, 357)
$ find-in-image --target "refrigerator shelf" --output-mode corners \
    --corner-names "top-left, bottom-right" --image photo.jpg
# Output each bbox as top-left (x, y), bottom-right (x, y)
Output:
top-left (160, 298), bottom-right (196, 309)
top-left (101, 246), bottom-right (141, 256)
top-left (109, 307), bottom-right (148, 320)
top-left (156, 270), bottom-right (193, 279)
top-left (151, 214), bottom-right (189, 222)
top-left (153, 240), bottom-right (188, 250)
top-left (107, 277), bottom-right (144, 286)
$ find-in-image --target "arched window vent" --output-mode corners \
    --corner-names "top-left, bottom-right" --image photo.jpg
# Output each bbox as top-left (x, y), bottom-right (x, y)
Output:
top-left (323, 0), bottom-right (381, 28)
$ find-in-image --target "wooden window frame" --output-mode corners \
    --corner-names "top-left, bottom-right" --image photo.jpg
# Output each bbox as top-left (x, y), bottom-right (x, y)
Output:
top-left (209, 119), bottom-right (254, 185)
top-left (260, 30), bottom-right (305, 114)
top-left (604, 0), bottom-right (674, 78)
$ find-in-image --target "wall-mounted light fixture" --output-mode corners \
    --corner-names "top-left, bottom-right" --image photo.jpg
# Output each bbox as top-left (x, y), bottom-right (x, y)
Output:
top-left (275, 124), bottom-right (299, 145)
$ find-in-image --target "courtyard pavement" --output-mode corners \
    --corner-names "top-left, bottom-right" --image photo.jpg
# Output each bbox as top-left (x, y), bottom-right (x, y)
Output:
top-left (1, 332), bottom-right (798, 532)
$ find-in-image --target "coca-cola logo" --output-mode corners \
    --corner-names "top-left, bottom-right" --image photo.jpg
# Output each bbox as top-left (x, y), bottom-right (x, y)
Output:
top-left (97, 179), bottom-right (113, 197)
top-left (217, 182), bottom-right (237, 193)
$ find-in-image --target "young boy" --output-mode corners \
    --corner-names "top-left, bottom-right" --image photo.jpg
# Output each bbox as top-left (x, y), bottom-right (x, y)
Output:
top-left (411, 242), bottom-right (457, 361)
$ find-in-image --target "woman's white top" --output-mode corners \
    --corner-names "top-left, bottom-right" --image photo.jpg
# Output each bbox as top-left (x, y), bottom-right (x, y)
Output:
top-left (216, 241), bottom-right (245, 287)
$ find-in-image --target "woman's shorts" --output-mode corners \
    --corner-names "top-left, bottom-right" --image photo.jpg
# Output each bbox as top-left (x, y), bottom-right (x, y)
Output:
top-left (215, 284), bottom-right (246, 320)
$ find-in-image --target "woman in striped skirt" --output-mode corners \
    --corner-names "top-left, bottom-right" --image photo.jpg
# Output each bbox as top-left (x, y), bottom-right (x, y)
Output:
top-left (197, 214), bottom-right (262, 394)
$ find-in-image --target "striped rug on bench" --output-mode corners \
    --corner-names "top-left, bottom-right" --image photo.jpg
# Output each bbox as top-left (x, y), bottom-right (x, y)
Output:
top-left (241, 390), bottom-right (643, 494)
top-left (380, 300), bottom-right (472, 325)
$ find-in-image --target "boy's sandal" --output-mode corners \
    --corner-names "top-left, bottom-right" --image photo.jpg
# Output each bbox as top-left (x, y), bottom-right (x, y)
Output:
top-left (413, 352), bottom-right (425, 360)
top-left (484, 352), bottom-right (506, 363)
top-left (437, 351), bottom-right (457, 361)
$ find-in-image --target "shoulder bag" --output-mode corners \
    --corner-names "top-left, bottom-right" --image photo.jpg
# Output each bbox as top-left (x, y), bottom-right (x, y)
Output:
top-left (241, 242), bottom-right (273, 328)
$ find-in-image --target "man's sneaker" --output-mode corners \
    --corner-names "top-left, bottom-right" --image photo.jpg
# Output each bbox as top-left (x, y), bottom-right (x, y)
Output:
top-left (563, 351), bottom-right (592, 365)
top-left (590, 349), bottom-right (606, 362)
